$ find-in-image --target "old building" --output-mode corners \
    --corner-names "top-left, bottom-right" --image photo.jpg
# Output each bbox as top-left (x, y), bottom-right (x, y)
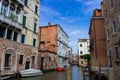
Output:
top-left (78, 39), bottom-right (90, 56)
top-left (68, 47), bottom-right (73, 65)
top-left (103, 0), bottom-right (120, 80)
top-left (78, 39), bottom-right (90, 67)
top-left (0, 0), bottom-right (40, 76)
top-left (39, 23), bottom-right (69, 69)
top-left (88, 3), bottom-right (107, 76)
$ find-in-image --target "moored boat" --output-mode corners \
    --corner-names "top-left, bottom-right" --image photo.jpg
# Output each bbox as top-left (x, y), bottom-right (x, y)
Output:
top-left (20, 68), bottom-right (43, 77)
top-left (1, 75), bottom-right (11, 80)
top-left (56, 67), bottom-right (65, 71)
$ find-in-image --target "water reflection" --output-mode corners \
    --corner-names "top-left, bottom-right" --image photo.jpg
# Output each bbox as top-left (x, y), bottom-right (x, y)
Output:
top-left (72, 66), bottom-right (81, 80)
top-left (66, 67), bottom-right (72, 80)
top-left (10, 71), bottom-right (67, 80)
top-left (10, 66), bottom-right (83, 80)
top-left (43, 71), bottom-right (66, 80)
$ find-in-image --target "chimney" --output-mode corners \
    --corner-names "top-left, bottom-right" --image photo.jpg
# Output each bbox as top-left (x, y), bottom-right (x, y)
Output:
top-left (48, 22), bottom-right (51, 26)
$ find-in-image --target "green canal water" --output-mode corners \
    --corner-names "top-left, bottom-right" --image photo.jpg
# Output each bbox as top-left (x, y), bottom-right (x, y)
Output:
top-left (10, 66), bottom-right (84, 80)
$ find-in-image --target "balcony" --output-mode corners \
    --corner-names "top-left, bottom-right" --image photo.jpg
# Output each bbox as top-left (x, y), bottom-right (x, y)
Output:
top-left (17, 0), bottom-right (24, 6)
top-left (0, 13), bottom-right (23, 30)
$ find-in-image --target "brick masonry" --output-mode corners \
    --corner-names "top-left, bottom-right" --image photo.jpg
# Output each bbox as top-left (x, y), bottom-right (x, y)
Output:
top-left (0, 38), bottom-right (38, 75)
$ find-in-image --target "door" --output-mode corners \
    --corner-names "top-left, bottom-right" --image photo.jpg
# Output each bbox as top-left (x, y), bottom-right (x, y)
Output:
top-left (25, 61), bottom-right (30, 69)
top-left (40, 57), bottom-right (44, 70)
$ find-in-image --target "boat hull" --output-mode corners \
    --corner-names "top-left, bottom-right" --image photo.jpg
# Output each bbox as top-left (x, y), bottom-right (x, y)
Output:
top-left (56, 67), bottom-right (65, 71)
top-left (20, 68), bottom-right (43, 77)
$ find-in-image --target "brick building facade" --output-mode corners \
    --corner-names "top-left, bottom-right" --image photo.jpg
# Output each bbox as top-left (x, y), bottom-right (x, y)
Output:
top-left (89, 3), bottom-right (107, 76)
top-left (103, 0), bottom-right (120, 80)
top-left (0, 0), bottom-right (40, 76)
top-left (39, 23), bottom-right (69, 69)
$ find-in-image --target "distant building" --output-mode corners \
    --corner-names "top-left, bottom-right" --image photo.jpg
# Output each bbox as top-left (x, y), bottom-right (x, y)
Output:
top-left (68, 47), bottom-right (73, 64)
top-left (103, 0), bottom-right (120, 80)
top-left (0, 0), bottom-right (40, 75)
top-left (78, 39), bottom-right (90, 56)
top-left (39, 23), bottom-right (69, 68)
top-left (78, 39), bottom-right (90, 67)
top-left (88, 3), bottom-right (107, 76)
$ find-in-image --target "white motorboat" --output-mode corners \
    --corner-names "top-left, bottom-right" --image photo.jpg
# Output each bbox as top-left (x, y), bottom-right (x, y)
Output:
top-left (1, 75), bottom-right (11, 80)
top-left (20, 68), bottom-right (43, 77)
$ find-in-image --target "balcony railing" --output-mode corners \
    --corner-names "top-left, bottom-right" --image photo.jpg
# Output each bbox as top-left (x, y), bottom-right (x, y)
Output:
top-left (17, 0), bottom-right (24, 6)
top-left (0, 13), bottom-right (23, 30)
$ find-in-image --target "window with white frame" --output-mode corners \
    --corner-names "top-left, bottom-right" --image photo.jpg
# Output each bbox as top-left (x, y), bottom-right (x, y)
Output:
top-left (115, 46), bottom-right (119, 59)
top-left (32, 56), bottom-right (35, 64)
top-left (80, 44), bottom-right (82, 47)
top-left (112, 21), bottom-right (117, 34)
top-left (33, 38), bottom-right (36, 47)
top-left (80, 51), bottom-right (83, 54)
top-left (81, 61), bottom-right (83, 64)
top-left (4, 54), bottom-right (11, 67)
top-left (35, 5), bottom-right (38, 14)
top-left (19, 55), bottom-right (24, 64)
top-left (108, 49), bottom-right (112, 67)
top-left (110, 0), bottom-right (114, 8)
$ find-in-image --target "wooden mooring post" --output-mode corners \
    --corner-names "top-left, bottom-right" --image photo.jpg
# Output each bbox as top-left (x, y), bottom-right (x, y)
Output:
top-left (0, 70), bottom-right (1, 80)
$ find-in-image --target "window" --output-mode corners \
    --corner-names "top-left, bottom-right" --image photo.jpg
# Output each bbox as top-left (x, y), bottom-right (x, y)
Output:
top-left (13, 32), bottom-right (18, 41)
top-left (24, 0), bottom-right (28, 6)
top-left (81, 61), bottom-right (83, 64)
top-left (80, 44), bottom-right (82, 47)
top-left (7, 29), bottom-right (12, 39)
top-left (0, 27), bottom-right (5, 38)
top-left (107, 29), bottom-right (110, 40)
top-left (112, 21), bottom-right (117, 34)
top-left (32, 56), bottom-right (35, 64)
top-left (35, 5), bottom-right (38, 14)
top-left (4, 54), bottom-right (11, 67)
top-left (1, 2), bottom-right (7, 15)
top-left (115, 46), bottom-right (119, 59)
top-left (21, 34), bottom-right (25, 44)
top-left (105, 9), bottom-right (108, 19)
top-left (49, 57), bottom-right (51, 61)
top-left (34, 23), bottom-right (37, 33)
top-left (110, 0), bottom-right (114, 8)
top-left (33, 38), bottom-right (36, 47)
top-left (19, 55), bottom-right (24, 64)
top-left (108, 49), bottom-right (112, 67)
top-left (22, 15), bottom-right (26, 27)
top-left (80, 51), bottom-right (83, 54)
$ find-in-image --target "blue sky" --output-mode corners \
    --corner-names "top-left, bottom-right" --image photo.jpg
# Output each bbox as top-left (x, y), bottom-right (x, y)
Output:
top-left (40, 0), bottom-right (102, 53)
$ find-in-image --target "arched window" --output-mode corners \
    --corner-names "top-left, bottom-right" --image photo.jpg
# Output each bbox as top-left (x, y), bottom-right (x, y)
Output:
top-left (1, 0), bottom-right (9, 15)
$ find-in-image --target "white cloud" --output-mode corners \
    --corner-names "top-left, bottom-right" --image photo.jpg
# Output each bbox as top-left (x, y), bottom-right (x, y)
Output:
top-left (76, 0), bottom-right (102, 14)
top-left (41, 5), bottom-right (61, 16)
top-left (70, 30), bottom-right (81, 35)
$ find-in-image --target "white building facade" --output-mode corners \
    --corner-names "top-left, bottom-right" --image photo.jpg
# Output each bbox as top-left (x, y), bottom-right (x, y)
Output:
top-left (78, 39), bottom-right (90, 67)
top-left (78, 39), bottom-right (90, 56)
top-left (57, 25), bottom-right (69, 68)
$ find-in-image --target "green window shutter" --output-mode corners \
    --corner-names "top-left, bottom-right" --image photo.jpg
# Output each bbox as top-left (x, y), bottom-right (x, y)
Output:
top-left (33, 39), bottom-right (36, 47)
top-left (34, 23), bottom-right (37, 33)
top-left (22, 16), bottom-right (26, 27)
top-left (21, 34), bottom-right (25, 43)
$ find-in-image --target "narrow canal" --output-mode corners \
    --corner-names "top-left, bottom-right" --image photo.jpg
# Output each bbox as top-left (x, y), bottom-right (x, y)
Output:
top-left (10, 65), bottom-right (83, 80)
